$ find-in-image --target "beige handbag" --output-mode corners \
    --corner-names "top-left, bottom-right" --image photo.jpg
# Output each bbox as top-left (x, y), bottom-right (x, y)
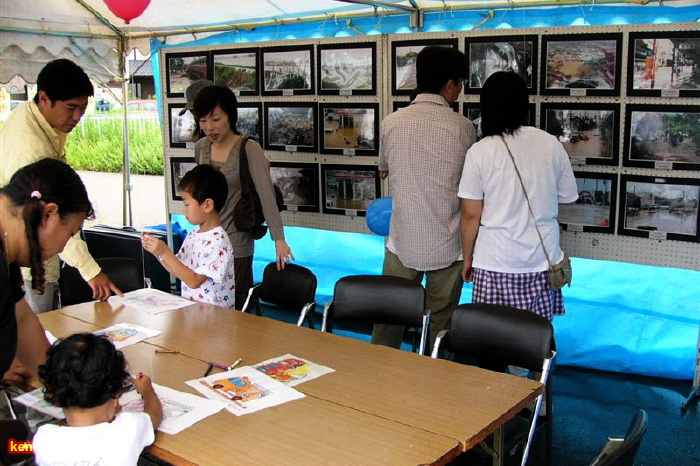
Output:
top-left (500, 136), bottom-right (572, 290)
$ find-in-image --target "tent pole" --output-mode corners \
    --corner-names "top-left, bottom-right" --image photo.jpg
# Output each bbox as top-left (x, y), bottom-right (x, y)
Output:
top-left (120, 37), bottom-right (133, 226)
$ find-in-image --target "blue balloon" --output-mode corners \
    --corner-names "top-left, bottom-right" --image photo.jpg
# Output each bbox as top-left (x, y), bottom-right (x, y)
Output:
top-left (366, 197), bottom-right (393, 236)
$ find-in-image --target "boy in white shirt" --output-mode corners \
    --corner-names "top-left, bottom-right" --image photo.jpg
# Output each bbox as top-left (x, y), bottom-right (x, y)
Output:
top-left (142, 164), bottom-right (235, 308)
top-left (33, 333), bottom-right (163, 466)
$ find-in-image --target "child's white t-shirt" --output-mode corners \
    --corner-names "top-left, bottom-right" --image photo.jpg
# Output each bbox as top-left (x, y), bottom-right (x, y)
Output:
top-left (33, 411), bottom-right (154, 466)
top-left (176, 225), bottom-right (236, 308)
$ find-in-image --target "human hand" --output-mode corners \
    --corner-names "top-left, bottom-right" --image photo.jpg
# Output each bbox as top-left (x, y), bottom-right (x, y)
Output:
top-left (275, 240), bottom-right (294, 271)
top-left (461, 259), bottom-right (474, 283)
top-left (132, 372), bottom-right (155, 395)
top-left (141, 233), bottom-right (168, 257)
top-left (88, 273), bottom-right (123, 300)
top-left (2, 360), bottom-right (32, 387)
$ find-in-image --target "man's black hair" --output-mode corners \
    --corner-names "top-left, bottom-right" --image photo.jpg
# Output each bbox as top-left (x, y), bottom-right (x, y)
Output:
top-left (33, 59), bottom-right (94, 104)
top-left (480, 71), bottom-right (529, 137)
top-left (39, 333), bottom-right (130, 409)
top-left (178, 164), bottom-right (229, 213)
top-left (416, 46), bottom-right (468, 94)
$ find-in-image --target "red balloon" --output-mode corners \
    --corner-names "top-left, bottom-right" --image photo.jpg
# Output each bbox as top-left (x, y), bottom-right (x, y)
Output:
top-left (103, 0), bottom-right (151, 24)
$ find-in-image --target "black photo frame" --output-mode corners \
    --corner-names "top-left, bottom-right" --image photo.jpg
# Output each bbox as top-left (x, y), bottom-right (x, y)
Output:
top-left (465, 34), bottom-right (538, 94)
top-left (263, 102), bottom-right (318, 153)
top-left (212, 48), bottom-right (259, 96)
top-left (541, 103), bottom-right (620, 166)
top-left (261, 45), bottom-right (315, 96)
top-left (463, 103), bottom-right (535, 140)
top-left (236, 103), bottom-right (262, 142)
top-left (391, 38), bottom-right (459, 95)
top-left (541, 33), bottom-right (622, 96)
top-left (166, 51), bottom-right (210, 97)
top-left (319, 103), bottom-right (379, 156)
top-left (623, 104), bottom-right (700, 171)
top-left (269, 162), bottom-right (320, 213)
top-left (169, 157), bottom-right (197, 201)
top-left (559, 172), bottom-right (617, 234)
top-left (627, 30), bottom-right (700, 98)
top-left (618, 175), bottom-right (699, 242)
top-left (321, 164), bottom-right (381, 216)
top-left (317, 42), bottom-right (376, 95)
top-left (168, 103), bottom-right (199, 148)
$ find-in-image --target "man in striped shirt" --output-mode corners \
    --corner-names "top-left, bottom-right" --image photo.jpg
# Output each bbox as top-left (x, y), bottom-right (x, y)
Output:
top-left (372, 45), bottom-right (476, 351)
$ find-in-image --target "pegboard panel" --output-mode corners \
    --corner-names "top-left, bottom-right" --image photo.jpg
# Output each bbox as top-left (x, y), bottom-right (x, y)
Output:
top-left (160, 22), bottom-right (700, 269)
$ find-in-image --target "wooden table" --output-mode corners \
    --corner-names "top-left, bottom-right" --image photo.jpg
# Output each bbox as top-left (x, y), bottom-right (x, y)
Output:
top-left (40, 301), bottom-right (542, 465)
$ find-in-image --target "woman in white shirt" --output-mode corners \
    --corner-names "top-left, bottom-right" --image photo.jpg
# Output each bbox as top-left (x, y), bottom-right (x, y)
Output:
top-left (458, 71), bottom-right (578, 320)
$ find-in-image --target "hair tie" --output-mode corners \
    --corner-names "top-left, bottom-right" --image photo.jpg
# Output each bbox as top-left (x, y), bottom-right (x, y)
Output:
top-left (30, 190), bottom-right (42, 199)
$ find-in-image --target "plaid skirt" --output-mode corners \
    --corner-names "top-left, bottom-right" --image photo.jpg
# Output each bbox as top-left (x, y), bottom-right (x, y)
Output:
top-left (471, 268), bottom-right (565, 321)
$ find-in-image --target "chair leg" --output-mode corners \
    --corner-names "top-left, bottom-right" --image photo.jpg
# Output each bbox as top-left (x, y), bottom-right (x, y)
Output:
top-left (546, 377), bottom-right (553, 466)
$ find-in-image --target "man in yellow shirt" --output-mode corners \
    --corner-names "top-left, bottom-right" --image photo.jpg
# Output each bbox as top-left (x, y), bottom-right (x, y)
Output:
top-left (0, 59), bottom-right (121, 314)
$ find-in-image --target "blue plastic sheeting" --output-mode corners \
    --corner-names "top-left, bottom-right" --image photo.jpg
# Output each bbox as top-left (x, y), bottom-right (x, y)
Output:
top-left (247, 225), bottom-right (699, 381)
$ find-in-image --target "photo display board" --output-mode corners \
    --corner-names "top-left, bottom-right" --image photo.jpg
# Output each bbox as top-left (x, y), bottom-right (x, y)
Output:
top-left (160, 23), bottom-right (700, 270)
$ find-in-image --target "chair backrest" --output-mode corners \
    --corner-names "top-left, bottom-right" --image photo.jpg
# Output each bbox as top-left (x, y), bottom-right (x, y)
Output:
top-left (327, 275), bottom-right (426, 328)
top-left (592, 409), bottom-right (648, 466)
top-left (441, 303), bottom-right (554, 372)
top-left (258, 262), bottom-right (317, 312)
top-left (59, 257), bottom-right (144, 306)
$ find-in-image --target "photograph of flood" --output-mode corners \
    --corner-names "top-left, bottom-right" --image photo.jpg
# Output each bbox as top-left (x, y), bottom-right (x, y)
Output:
top-left (468, 39), bottom-right (534, 89)
top-left (168, 55), bottom-right (209, 95)
top-left (545, 38), bottom-right (617, 90)
top-left (213, 51), bottom-right (257, 93)
top-left (559, 176), bottom-right (614, 228)
top-left (628, 109), bottom-right (700, 165)
top-left (394, 44), bottom-right (424, 91)
top-left (270, 163), bottom-right (318, 210)
top-left (320, 47), bottom-right (374, 92)
top-left (170, 107), bottom-right (198, 145)
top-left (237, 106), bottom-right (260, 140)
top-left (263, 49), bottom-right (312, 92)
top-left (544, 107), bottom-right (616, 160)
top-left (322, 107), bottom-right (376, 152)
top-left (631, 36), bottom-right (700, 92)
top-left (266, 106), bottom-right (315, 148)
top-left (624, 181), bottom-right (699, 236)
top-left (324, 167), bottom-right (378, 213)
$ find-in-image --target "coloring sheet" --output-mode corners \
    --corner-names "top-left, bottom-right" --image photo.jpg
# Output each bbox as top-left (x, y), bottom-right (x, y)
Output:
top-left (186, 366), bottom-right (305, 416)
top-left (120, 383), bottom-right (226, 435)
top-left (108, 288), bottom-right (194, 314)
top-left (13, 388), bottom-right (65, 419)
top-left (253, 353), bottom-right (335, 387)
top-left (94, 322), bottom-right (161, 349)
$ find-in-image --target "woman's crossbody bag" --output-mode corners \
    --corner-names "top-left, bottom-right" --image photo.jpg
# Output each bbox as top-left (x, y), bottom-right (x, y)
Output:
top-left (500, 136), bottom-right (572, 289)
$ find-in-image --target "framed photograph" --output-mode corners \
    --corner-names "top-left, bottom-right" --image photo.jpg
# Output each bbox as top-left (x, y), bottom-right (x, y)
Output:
top-left (264, 103), bottom-right (317, 153)
top-left (169, 157), bottom-right (197, 201)
top-left (391, 38), bottom-right (458, 95)
top-left (317, 42), bottom-right (376, 95)
top-left (166, 51), bottom-right (210, 97)
top-left (541, 33), bottom-right (622, 96)
top-left (212, 48), bottom-right (259, 96)
top-left (463, 103), bottom-right (535, 140)
top-left (261, 45), bottom-right (314, 95)
top-left (465, 35), bottom-right (538, 94)
top-left (319, 103), bottom-right (379, 156)
top-left (623, 104), bottom-right (700, 171)
top-left (628, 31), bottom-right (700, 98)
top-left (541, 103), bottom-right (619, 166)
top-left (393, 100), bottom-right (459, 113)
top-left (559, 172), bottom-right (617, 234)
top-left (269, 162), bottom-right (319, 212)
top-left (168, 103), bottom-right (199, 148)
top-left (321, 164), bottom-right (381, 216)
top-left (236, 103), bottom-right (262, 141)
top-left (618, 175), bottom-right (699, 242)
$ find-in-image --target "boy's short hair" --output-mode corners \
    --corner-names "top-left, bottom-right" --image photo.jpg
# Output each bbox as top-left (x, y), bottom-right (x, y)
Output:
top-left (38, 333), bottom-right (130, 409)
top-left (416, 46), bottom-right (467, 94)
top-left (33, 59), bottom-right (94, 104)
top-left (178, 164), bottom-right (228, 213)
